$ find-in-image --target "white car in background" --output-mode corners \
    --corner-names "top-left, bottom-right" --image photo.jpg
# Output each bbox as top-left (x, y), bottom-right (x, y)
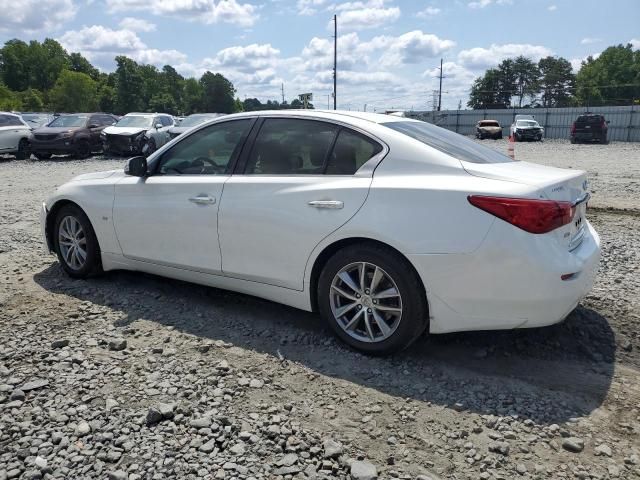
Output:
top-left (41, 111), bottom-right (600, 355)
top-left (0, 112), bottom-right (32, 159)
top-left (102, 112), bottom-right (174, 156)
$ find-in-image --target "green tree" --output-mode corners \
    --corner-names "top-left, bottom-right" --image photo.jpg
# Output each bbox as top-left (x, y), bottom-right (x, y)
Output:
top-left (69, 52), bottom-right (99, 80)
top-left (182, 77), bottom-right (202, 114)
top-left (512, 56), bottom-right (540, 107)
top-left (199, 71), bottom-right (236, 113)
top-left (0, 39), bottom-right (31, 91)
top-left (114, 56), bottom-right (144, 114)
top-left (149, 92), bottom-right (178, 114)
top-left (160, 65), bottom-right (184, 112)
top-left (49, 70), bottom-right (98, 112)
top-left (243, 97), bottom-right (263, 111)
top-left (0, 82), bottom-right (20, 110)
top-left (31, 39), bottom-right (70, 91)
top-left (537, 56), bottom-right (575, 107)
top-left (467, 69), bottom-right (505, 109)
top-left (18, 88), bottom-right (44, 111)
top-left (575, 43), bottom-right (640, 106)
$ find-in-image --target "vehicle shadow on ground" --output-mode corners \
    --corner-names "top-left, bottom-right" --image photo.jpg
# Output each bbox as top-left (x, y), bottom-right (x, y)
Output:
top-left (34, 263), bottom-right (616, 425)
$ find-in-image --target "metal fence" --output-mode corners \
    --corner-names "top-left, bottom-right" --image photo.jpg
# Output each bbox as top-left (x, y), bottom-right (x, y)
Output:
top-left (406, 105), bottom-right (640, 142)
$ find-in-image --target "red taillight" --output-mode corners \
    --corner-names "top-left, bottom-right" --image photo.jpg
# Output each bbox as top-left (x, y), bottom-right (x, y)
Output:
top-left (468, 195), bottom-right (574, 234)
top-left (571, 123), bottom-right (576, 134)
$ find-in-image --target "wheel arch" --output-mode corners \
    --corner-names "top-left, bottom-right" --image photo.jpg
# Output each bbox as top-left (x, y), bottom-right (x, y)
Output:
top-left (308, 237), bottom-right (429, 316)
top-left (46, 199), bottom-right (97, 252)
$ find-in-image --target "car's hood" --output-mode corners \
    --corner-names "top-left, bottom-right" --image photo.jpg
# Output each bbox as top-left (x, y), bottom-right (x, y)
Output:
top-left (68, 169), bottom-right (124, 182)
top-left (33, 127), bottom-right (80, 135)
top-left (103, 126), bottom-right (147, 136)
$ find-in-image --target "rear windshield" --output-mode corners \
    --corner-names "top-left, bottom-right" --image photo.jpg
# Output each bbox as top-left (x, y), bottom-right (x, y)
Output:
top-left (577, 115), bottom-right (603, 124)
top-left (479, 121), bottom-right (499, 127)
top-left (382, 121), bottom-right (515, 164)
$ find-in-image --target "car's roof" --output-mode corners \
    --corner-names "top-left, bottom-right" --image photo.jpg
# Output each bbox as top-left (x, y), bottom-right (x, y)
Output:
top-left (125, 112), bottom-right (169, 117)
top-left (217, 109), bottom-right (420, 126)
top-left (0, 111), bottom-right (21, 117)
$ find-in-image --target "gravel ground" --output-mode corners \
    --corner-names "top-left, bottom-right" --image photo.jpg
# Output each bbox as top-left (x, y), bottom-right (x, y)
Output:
top-left (1, 144), bottom-right (639, 480)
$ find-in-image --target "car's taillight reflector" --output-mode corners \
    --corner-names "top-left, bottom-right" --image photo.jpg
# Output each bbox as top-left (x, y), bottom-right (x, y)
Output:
top-left (468, 195), bottom-right (574, 234)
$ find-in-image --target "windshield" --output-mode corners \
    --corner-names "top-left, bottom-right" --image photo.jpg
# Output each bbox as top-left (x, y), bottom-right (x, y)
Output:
top-left (22, 114), bottom-right (50, 127)
top-left (180, 115), bottom-right (219, 127)
top-left (116, 116), bottom-right (153, 128)
top-left (516, 120), bottom-right (539, 127)
top-left (382, 120), bottom-right (515, 164)
top-left (48, 115), bottom-right (87, 128)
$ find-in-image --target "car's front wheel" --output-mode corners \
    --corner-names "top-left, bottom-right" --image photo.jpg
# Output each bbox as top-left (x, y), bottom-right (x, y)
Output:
top-left (54, 204), bottom-right (102, 278)
top-left (15, 138), bottom-right (30, 160)
top-left (318, 244), bottom-right (428, 355)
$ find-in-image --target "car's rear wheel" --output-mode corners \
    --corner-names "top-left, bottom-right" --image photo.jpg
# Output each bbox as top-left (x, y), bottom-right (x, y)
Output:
top-left (15, 138), bottom-right (30, 160)
top-left (54, 204), bottom-right (102, 278)
top-left (75, 140), bottom-right (91, 159)
top-left (34, 152), bottom-right (52, 160)
top-left (318, 244), bottom-right (428, 355)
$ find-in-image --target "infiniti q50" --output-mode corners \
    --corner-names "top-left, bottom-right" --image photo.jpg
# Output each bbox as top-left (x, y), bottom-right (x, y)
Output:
top-left (41, 111), bottom-right (600, 355)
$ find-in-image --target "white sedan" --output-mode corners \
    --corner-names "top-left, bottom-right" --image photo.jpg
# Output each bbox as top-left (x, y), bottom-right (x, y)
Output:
top-left (40, 111), bottom-right (600, 355)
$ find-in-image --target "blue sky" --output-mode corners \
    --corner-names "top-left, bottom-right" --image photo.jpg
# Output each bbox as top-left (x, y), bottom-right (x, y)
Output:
top-left (1, 0), bottom-right (638, 110)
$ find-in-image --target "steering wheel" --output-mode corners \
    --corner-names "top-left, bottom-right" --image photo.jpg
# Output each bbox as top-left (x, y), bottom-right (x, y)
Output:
top-left (193, 157), bottom-right (225, 174)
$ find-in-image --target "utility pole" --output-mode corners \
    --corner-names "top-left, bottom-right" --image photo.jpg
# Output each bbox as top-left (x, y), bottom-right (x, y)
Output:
top-left (333, 14), bottom-right (337, 110)
top-left (363, 104), bottom-right (367, 112)
top-left (281, 83), bottom-right (285, 104)
top-left (327, 95), bottom-right (330, 109)
top-left (437, 57), bottom-right (443, 111)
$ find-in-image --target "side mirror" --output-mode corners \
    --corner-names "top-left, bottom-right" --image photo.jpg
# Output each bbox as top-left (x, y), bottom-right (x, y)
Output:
top-left (155, 123), bottom-right (162, 129)
top-left (124, 156), bottom-right (148, 177)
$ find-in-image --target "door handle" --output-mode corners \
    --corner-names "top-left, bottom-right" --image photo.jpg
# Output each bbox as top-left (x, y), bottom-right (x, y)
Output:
top-left (189, 195), bottom-right (216, 205)
top-left (308, 200), bottom-right (344, 209)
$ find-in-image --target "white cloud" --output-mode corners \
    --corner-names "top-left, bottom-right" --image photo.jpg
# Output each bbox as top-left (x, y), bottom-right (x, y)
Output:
top-left (297, 0), bottom-right (326, 15)
top-left (58, 25), bottom-right (187, 69)
top-left (105, 0), bottom-right (258, 27)
top-left (458, 43), bottom-right (553, 70)
top-left (580, 37), bottom-right (602, 45)
top-left (570, 52), bottom-right (600, 72)
top-left (119, 17), bottom-right (157, 32)
top-left (336, 6), bottom-right (400, 29)
top-left (630, 38), bottom-right (640, 49)
top-left (378, 30), bottom-right (456, 66)
top-left (0, 0), bottom-right (76, 34)
top-left (417, 6), bottom-right (441, 18)
top-left (547, 4), bottom-right (557, 11)
top-left (210, 43), bottom-right (281, 72)
top-left (468, 0), bottom-right (511, 8)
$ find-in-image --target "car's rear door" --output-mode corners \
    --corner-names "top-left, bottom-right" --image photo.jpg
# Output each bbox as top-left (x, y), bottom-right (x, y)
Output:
top-left (218, 117), bottom-right (385, 290)
top-left (112, 118), bottom-right (254, 273)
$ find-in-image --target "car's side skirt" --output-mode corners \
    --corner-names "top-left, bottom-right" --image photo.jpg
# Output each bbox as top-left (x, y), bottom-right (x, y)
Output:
top-left (101, 252), bottom-right (313, 312)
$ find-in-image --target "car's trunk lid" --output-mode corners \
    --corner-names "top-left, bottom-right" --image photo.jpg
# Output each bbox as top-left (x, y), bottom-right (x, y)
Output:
top-left (462, 160), bottom-right (589, 250)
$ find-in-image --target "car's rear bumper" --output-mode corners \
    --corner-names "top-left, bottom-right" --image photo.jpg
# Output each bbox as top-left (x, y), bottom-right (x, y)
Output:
top-left (409, 219), bottom-right (601, 334)
top-left (572, 132), bottom-right (605, 141)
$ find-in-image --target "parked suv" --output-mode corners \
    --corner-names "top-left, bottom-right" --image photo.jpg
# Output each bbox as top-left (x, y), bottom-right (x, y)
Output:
top-left (570, 113), bottom-right (609, 144)
top-left (510, 118), bottom-right (544, 142)
top-left (102, 113), bottom-right (174, 156)
top-left (30, 113), bottom-right (117, 159)
top-left (475, 120), bottom-right (502, 140)
top-left (0, 112), bottom-right (32, 159)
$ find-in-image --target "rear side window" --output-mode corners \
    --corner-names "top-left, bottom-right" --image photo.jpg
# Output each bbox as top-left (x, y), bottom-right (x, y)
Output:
top-left (326, 129), bottom-right (383, 175)
top-left (382, 120), bottom-right (515, 164)
top-left (245, 119), bottom-right (338, 174)
top-left (4, 115), bottom-right (24, 127)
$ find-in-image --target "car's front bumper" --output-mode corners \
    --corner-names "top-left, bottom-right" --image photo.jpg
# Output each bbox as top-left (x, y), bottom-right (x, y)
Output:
top-left (40, 202), bottom-right (53, 253)
top-left (515, 129), bottom-right (543, 139)
top-left (31, 137), bottom-right (78, 154)
top-left (104, 135), bottom-right (144, 155)
top-left (409, 219), bottom-right (601, 334)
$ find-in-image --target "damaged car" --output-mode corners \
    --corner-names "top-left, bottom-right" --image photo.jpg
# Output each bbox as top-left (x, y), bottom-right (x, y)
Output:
top-left (475, 120), bottom-right (503, 140)
top-left (167, 113), bottom-right (224, 140)
top-left (102, 113), bottom-right (174, 156)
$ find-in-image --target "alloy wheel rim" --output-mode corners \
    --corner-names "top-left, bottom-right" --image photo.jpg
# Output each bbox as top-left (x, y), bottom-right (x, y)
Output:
top-left (330, 262), bottom-right (403, 343)
top-left (58, 215), bottom-right (87, 270)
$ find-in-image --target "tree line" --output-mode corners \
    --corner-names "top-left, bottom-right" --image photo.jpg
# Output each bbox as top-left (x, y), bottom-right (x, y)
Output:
top-left (0, 38), bottom-right (311, 115)
top-left (467, 44), bottom-right (640, 109)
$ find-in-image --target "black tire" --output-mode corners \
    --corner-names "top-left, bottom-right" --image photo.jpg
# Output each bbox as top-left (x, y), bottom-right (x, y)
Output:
top-left (15, 138), bottom-right (30, 160)
top-left (318, 243), bottom-right (428, 355)
top-left (570, 137), bottom-right (577, 144)
top-left (53, 204), bottom-right (102, 279)
top-left (498, 133), bottom-right (503, 140)
top-left (34, 152), bottom-right (52, 160)
top-left (75, 140), bottom-right (91, 159)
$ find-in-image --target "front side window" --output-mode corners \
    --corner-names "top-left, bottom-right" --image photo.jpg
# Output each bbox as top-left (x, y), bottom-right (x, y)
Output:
top-left (160, 116), bottom-right (173, 127)
top-left (245, 119), bottom-right (338, 175)
top-left (5, 115), bottom-right (25, 127)
top-left (48, 115), bottom-right (88, 128)
top-left (156, 119), bottom-right (252, 175)
top-left (325, 129), bottom-right (383, 175)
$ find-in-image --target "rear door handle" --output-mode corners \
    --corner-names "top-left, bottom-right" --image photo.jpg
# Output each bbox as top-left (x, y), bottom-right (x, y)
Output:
top-left (189, 195), bottom-right (216, 205)
top-left (308, 200), bottom-right (344, 209)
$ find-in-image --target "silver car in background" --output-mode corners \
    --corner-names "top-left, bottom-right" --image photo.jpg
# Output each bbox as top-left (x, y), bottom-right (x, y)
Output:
top-left (167, 113), bottom-right (225, 140)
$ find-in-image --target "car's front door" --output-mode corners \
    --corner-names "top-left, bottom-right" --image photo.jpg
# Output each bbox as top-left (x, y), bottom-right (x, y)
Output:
top-left (218, 117), bottom-right (385, 290)
top-left (112, 118), bottom-right (254, 273)
top-left (0, 114), bottom-right (26, 151)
